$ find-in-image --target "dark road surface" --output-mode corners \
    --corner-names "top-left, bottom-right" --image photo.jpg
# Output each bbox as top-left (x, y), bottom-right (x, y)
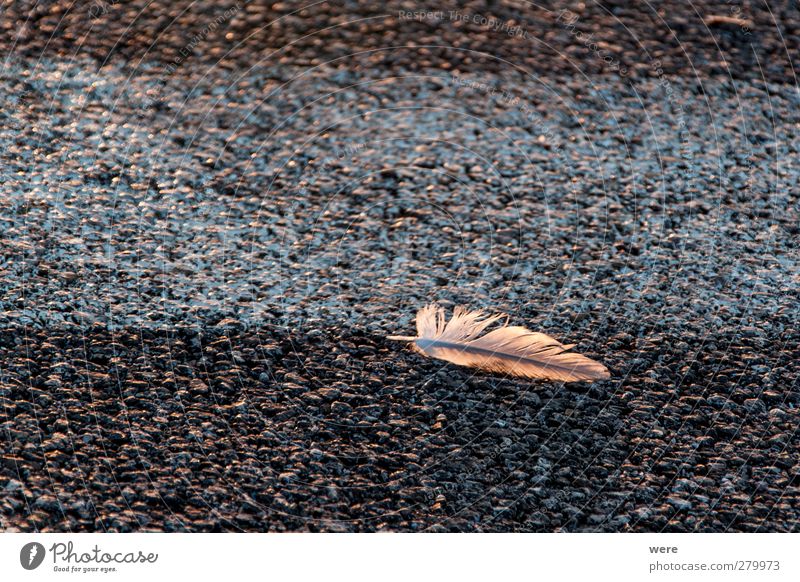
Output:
top-left (1, 1), bottom-right (798, 531)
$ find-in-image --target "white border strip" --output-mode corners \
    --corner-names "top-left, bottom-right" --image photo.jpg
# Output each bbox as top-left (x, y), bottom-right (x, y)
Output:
top-left (1, 533), bottom-right (797, 581)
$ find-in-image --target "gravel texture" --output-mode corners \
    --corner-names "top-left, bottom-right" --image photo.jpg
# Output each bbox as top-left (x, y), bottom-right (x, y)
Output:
top-left (1, 1), bottom-right (798, 532)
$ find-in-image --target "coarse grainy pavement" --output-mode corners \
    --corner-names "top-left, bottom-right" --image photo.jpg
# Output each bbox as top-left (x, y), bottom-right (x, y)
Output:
top-left (1, 1), bottom-right (798, 532)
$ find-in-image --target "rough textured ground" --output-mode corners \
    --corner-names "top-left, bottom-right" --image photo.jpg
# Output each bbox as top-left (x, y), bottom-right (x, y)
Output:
top-left (1, 1), bottom-right (798, 532)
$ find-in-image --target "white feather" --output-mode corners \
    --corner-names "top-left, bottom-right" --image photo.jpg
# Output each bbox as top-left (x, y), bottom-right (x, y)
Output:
top-left (388, 304), bottom-right (610, 382)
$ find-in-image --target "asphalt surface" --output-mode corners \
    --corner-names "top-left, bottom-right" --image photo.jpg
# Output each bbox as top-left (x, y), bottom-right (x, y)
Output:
top-left (1, 1), bottom-right (798, 532)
